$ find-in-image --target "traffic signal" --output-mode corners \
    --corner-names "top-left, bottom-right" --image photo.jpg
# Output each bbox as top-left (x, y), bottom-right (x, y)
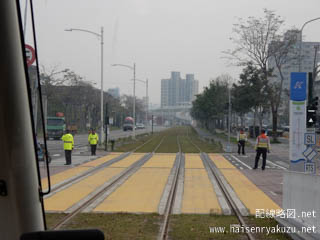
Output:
top-left (306, 97), bottom-right (318, 128)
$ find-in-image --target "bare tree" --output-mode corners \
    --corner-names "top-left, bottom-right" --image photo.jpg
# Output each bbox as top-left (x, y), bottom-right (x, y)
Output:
top-left (224, 9), bottom-right (295, 140)
top-left (267, 32), bottom-right (298, 139)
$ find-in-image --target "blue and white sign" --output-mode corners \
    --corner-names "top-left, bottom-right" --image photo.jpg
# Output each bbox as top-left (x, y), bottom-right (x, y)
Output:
top-left (289, 72), bottom-right (307, 171)
top-left (303, 146), bottom-right (317, 161)
top-left (290, 72), bottom-right (307, 101)
top-left (304, 162), bottom-right (315, 174)
top-left (304, 133), bottom-right (316, 146)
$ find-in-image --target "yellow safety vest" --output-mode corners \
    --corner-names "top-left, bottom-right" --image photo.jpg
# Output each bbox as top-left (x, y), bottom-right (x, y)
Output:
top-left (239, 133), bottom-right (246, 140)
top-left (61, 133), bottom-right (74, 150)
top-left (88, 133), bottom-right (99, 145)
top-left (257, 135), bottom-right (269, 149)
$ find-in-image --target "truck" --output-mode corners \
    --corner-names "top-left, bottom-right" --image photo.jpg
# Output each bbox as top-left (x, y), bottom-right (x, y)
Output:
top-left (123, 116), bottom-right (134, 131)
top-left (46, 112), bottom-right (66, 140)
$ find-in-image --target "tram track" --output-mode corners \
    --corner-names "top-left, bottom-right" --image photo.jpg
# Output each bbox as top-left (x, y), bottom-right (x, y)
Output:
top-left (45, 134), bottom-right (160, 195)
top-left (187, 134), bottom-right (256, 240)
top-left (49, 127), bottom-right (256, 239)
top-left (158, 136), bottom-right (182, 240)
top-left (52, 136), bottom-right (166, 230)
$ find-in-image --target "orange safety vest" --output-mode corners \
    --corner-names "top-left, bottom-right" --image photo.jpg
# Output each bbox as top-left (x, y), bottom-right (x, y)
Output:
top-left (256, 134), bottom-right (269, 149)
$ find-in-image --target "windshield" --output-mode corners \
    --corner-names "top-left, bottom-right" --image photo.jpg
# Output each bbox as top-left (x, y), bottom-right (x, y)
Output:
top-left (124, 119), bottom-right (133, 124)
top-left (19, 1), bottom-right (320, 239)
top-left (47, 119), bottom-right (64, 126)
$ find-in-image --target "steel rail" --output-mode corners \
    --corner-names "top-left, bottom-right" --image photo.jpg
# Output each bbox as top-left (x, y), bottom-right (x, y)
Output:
top-left (158, 136), bottom-right (182, 240)
top-left (187, 128), bottom-right (255, 240)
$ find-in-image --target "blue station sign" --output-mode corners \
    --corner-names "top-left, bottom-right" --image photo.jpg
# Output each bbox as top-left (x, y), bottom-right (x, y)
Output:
top-left (290, 72), bottom-right (307, 101)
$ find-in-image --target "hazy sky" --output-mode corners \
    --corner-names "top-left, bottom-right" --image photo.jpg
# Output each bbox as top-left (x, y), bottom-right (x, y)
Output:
top-left (22, 0), bottom-right (320, 105)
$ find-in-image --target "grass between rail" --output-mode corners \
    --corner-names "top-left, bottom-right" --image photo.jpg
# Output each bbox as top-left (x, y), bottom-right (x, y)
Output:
top-left (169, 215), bottom-right (291, 240)
top-left (46, 213), bottom-right (291, 239)
top-left (46, 213), bottom-right (161, 240)
top-left (114, 126), bottom-right (223, 153)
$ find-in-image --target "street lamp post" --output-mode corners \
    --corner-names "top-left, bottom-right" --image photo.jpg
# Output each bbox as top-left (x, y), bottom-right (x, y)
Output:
top-left (65, 27), bottom-right (104, 145)
top-left (111, 63), bottom-right (136, 139)
top-left (135, 78), bottom-right (149, 128)
top-left (299, 17), bottom-right (320, 72)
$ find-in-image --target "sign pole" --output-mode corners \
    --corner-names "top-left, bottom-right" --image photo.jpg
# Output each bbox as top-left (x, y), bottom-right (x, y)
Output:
top-left (289, 72), bottom-right (317, 173)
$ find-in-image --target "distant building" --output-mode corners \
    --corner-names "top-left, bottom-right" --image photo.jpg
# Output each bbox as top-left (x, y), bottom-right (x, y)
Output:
top-left (268, 30), bottom-right (320, 91)
top-left (107, 87), bottom-right (120, 98)
top-left (161, 72), bottom-right (199, 108)
top-left (267, 30), bottom-right (320, 125)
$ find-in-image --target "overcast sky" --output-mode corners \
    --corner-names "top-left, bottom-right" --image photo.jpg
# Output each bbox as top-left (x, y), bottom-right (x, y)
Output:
top-left (22, 0), bottom-right (320, 105)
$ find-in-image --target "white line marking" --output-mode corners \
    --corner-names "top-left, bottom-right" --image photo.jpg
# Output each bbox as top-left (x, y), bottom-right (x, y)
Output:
top-left (239, 167), bottom-right (244, 170)
top-left (267, 160), bottom-right (287, 170)
top-left (270, 191), bottom-right (277, 196)
top-left (230, 155), bottom-right (252, 169)
top-left (52, 154), bottom-right (60, 157)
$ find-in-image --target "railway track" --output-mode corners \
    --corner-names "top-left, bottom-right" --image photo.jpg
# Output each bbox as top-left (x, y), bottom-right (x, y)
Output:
top-left (158, 136), bottom-right (182, 240)
top-left (187, 135), bottom-right (256, 240)
top-left (49, 127), bottom-right (257, 239)
top-left (44, 134), bottom-right (160, 195)
top-left (52, 136), bottom-right (166, 230)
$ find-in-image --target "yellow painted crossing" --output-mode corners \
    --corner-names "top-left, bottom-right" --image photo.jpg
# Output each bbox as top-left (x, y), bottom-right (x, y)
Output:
top-left (182, 154), bottom-right (221, 214)
top-left (44, 153), bottom-right (145, 211)
top-left (209, 154), bottom-right (280, 214)
top-left (41, 153), bottom-right (121, 190)
top-left (93, 154), bottom-right (175, 213)
top-left (110, 153), bottom-right (146, 168)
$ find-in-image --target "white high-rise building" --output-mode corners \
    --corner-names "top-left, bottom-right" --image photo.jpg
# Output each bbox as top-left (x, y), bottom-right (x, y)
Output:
top-left (161, 72), bottom-right (199, 108)
top-left (107, 87), bottom-right (120, 98)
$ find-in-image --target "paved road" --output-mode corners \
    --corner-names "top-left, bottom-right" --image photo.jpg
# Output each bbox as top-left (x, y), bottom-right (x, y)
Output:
top-left (41, 126), bottom-right (167, 161)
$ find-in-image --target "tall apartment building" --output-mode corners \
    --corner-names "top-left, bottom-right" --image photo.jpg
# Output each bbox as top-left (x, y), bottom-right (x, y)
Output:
top-left (268, 30), bottom-right (320, 91)
top-left (161, 72), bottom-right (199, 108)
top-left (107, 87), bottom-right (120, 98)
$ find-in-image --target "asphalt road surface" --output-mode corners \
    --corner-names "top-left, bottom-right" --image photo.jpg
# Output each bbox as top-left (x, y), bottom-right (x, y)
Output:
top-left (42, 126), bottom-right (167, 160)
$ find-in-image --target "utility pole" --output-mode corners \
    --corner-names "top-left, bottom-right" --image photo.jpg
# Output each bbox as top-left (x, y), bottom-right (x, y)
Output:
top-left (133, 63), bottom-right (136, 139)
top-left (146, 78), bottom-right (148, 128)
top-left (105, 103), bottom-right (108, 151)
top-left (227, 87), bottom-right (231, 152)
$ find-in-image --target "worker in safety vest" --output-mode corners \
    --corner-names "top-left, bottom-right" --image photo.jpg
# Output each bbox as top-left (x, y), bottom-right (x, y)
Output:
top-left (88, 129), bottom-right (99, 156)
top-left (237, 129), bottom-right (247, 155)
top-left (61, 129), bottom-right (74, 165)
top-left (253, 129), bottom-right (271, 170)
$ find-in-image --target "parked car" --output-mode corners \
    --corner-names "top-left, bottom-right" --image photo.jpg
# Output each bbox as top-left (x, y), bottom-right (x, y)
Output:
top-left (136, 123), bottom-right (145, 129)
top-left (283, 126), bottom-right (290, 132)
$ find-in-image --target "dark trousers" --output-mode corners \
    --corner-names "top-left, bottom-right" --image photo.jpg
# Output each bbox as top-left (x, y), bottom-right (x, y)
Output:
top-left (237, 140), bottom-right (246, 155)
top-left (65, 150), bottom-right (72, 165)
top-left (254, 148), bottom-right (267, 169)
top-left (91, 144), bottom-right (97, 155)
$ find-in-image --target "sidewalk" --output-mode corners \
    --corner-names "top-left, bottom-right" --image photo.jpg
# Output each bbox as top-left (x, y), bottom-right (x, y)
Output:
top-left (194, 127), bottom-right (289, 156)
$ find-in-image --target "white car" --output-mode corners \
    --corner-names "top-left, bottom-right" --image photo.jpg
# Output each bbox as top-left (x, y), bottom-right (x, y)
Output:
top-left (136, 123), bottom-right (145, 129)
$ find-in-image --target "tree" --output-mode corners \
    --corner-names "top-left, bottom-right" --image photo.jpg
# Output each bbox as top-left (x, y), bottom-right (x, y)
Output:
top-left (191, 75), bottom-right (229, 130)
top-left (224, 9), bottom-right (296, 140)
top-left (232, 63), bottom-right (269, 134)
